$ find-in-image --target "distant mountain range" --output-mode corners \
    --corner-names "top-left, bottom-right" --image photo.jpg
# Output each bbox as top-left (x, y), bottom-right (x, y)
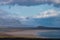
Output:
top-left (2, 26), bottom-right (60, 30)
top-left (36, 26), bottom-right (60, 29)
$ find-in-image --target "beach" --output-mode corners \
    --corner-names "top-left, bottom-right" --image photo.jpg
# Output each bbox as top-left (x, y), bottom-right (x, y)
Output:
top-left (0, 29), bottom-right (57, 38)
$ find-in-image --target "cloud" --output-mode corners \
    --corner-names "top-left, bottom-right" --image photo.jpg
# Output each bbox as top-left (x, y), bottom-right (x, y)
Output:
top-left (0, 0), bottom-right (12, 5)
top-left (0, 9), bottom-right (9, 18)
top-left (0, 9), bottom-right (14, 19)
top-left (0, 10), bottom-right (22, 27)
top-left (32, 9), bottom-right (60, 27)
top-left (0, 0), bottom-right (60, 7)
top-left (17, 9), bottom-right (60, 27)
top-left (0, 9), bottom-right (60, 27)
top-left (0, 10), bottom-right (35, 27)
top-left (33, 9), bottom-right (60, 18)
top-left (0, 9), bottom-right (22, 19)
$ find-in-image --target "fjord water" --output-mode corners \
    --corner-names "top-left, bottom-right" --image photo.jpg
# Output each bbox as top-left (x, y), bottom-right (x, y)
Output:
top-left (38, 30), bottom-right (60, 38)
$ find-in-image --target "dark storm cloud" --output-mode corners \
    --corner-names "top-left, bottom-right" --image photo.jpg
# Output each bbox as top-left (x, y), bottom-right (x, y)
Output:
top-left (0, 0), bottom-right (60, 7)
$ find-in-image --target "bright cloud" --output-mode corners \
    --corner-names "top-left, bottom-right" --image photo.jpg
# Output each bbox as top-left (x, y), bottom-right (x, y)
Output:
top-left (33, 9), bottom-right (60, 18)
top-left (0, 0), bottom-right (60, 7)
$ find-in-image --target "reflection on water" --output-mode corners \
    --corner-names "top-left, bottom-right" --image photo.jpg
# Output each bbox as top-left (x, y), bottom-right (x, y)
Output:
top-left (38, 30), bottom-right (60, 38)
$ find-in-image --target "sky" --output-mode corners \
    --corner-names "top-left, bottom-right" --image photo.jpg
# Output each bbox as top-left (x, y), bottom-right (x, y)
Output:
top-left (0, 0), bottom-right (60, 27)
top-left (0, 4), bottom-right (57, 17)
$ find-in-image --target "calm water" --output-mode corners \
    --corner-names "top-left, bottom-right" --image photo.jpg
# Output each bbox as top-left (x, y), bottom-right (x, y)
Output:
top-left (38, 30), bottom-right (60, 38)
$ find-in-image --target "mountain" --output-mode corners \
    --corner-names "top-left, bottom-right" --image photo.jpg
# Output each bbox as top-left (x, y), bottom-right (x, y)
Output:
top-left (34, 26), bottom-right (60, 30)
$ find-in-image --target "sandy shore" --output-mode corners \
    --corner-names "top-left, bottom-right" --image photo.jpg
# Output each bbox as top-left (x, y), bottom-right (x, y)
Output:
top-left (1, 30), bottom-right (56, 38)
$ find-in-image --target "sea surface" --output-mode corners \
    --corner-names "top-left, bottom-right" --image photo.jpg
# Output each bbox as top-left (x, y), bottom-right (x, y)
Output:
top-left (38, 30), bottom-right (60, 38)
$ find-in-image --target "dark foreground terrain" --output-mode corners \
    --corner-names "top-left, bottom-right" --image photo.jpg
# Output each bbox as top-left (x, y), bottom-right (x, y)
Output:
top-left (0, 38), bottom-right (59, 40)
